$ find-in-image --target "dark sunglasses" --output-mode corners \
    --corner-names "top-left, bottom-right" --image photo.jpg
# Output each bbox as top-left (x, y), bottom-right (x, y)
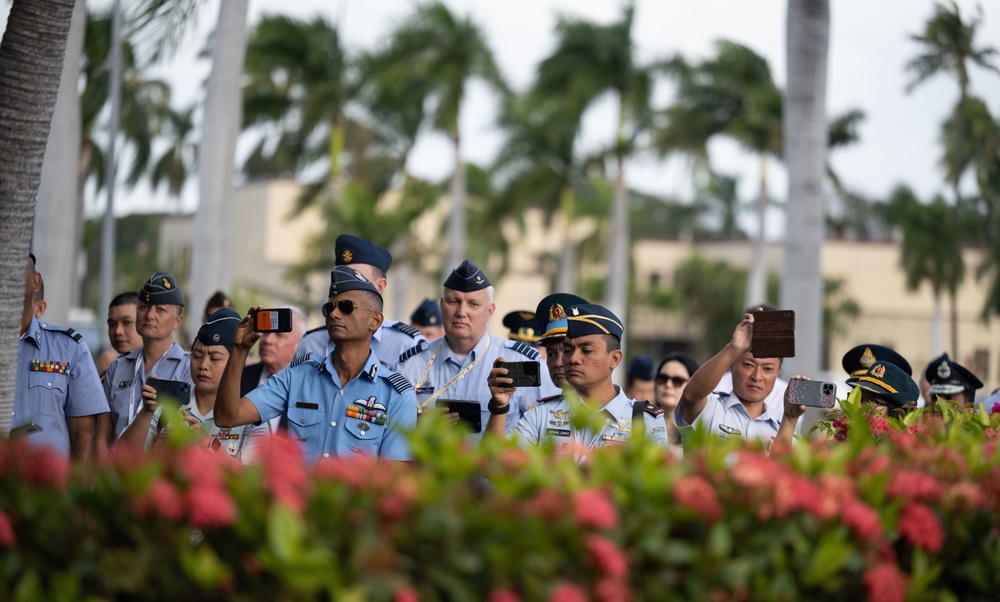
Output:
top-left (322, 300), bottom-right (379, 317)
top-left (656, 375), bottom-right (689, 387)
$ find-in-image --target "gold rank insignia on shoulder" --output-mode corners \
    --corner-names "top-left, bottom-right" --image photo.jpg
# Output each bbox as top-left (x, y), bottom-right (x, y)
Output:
top-left (30, 359), bottom-right (69, 374)
top-left (342, 249), bottom-right (353, 263)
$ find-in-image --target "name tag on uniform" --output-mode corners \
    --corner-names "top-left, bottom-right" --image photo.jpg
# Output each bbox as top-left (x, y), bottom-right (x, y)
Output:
top-left (295, 401), bottom-right (319, 410)
top-left (118, 380), bottom-right (134, 389)
top-left (719, 424), bottom-right (742, 437)
top-left (415, 386), bottom-right (434, 395)
top-left (546, 428), bottom-right (571, 437)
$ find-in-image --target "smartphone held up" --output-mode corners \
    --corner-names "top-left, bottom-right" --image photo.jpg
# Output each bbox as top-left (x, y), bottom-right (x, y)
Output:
top-left (253, 308), bottom-right (293, 333)
top-left (786, 379), bottom-right (837, 409)
top-left (751, 309), bottom-right (795, 358)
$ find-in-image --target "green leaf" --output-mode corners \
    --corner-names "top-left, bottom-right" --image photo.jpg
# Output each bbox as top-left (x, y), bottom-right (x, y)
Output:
top-left (800, 534), bottom-right (851, 585)
top-left (267, 504), bottom-right (305, 562)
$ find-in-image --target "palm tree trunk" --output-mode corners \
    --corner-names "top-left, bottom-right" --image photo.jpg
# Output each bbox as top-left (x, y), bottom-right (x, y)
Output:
top-left (949, 289), bottom-right (958, 356)
top-left (557, 184), bottom-right (577, 293)
top-left (0, 0), bottom-right (78, 433)
top-left (605, 98), bottom-right (630, 354)
top-left (33, 0), bottom-right (86, 325)
top-left (931, 293), bottom-right (943, 355)
top-left (745, 154), bottom-right (769, 309)
top-left (189, 0), bottom-right (248, 341)
top-left (780, 0), bottom-right (829, 376)
top-left (447, 130), bottom-right (466, 271)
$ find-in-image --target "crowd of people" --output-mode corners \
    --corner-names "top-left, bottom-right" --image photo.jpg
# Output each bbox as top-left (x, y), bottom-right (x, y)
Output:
top-left (11, 235), bottom-right (994, 463)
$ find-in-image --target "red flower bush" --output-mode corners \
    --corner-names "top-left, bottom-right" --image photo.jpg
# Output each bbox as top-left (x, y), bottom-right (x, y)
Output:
top-left (863, 561), bottom-right (908, 602)
top-left (885, 470), bottom-right (942, 502)
top-left (187, 484), bottom-right (236, 528)
top-left (673, 475), bottom-right (722, 521)
top-left (573, 488), bottom-right (618, 529)
top-left (841, 499), bottom-right (883, 544)
top-left (488, 589), bottom-right (521, 602)
top-left (135, 476), bottom-right (186, 521)
top-left (260, 434), bottom-right (311, 512)
top-left (549, 582), bottom-right (587, 602)
top-left (586, 534), bottom-right (628, 579)
top-left (0, 509), bottom-right (15, 548)
top-left (897, 502), bottom-right (944, 553)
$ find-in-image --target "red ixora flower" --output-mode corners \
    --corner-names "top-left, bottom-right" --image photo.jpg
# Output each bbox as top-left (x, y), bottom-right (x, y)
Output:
top-left (991, 402), bottom-right (1000, 415)
top-left (898, 502), bottom-right (944, 553)
top-left (573, 488), bottom-right (619, 530)
top-left (885, 470), bottom-right (942, 503)
top-left (868, 415), bottom-right (893, 437)
top-left (260, 434), bottom-right (311, 513)
top-left (187, 484), bottom-right (237, 529)
top-left (673, 475), bottom-right (723, 521)
top-left (832, 417), bottom-right (849, 442)
top-left (393, 586), bottom-right (420, 602)
top-left (863, 561), bottom-right (908, 602)
top-left (137, 477), bottom-right (185, 521)
top-left (841, 499), bottom-right (883, 543)
top-left (487, 589), bottom-right (521, 602)
top-left (0, 509), bottom-right (15, 548)
top-left (586, 534), bottom-right (629, 579)
top-left (594, 577), bottom-right (631, 602)
top-left (549, 582), bottom-right (587, 602)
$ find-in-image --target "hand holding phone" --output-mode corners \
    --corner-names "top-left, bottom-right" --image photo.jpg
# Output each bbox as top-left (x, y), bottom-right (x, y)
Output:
top-left (436, 399), bottom-right (483, 433)
top-left (786, 379), bottom-right (836, 409)
top-left (502, 361), bottom-right (542, 387)
top-left (147, 378), bottom-right (191, 404)
top-left (252, 308), bottom-right (293, 333)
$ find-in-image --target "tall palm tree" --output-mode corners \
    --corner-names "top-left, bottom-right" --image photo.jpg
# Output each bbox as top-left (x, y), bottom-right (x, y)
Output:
top-left (34, 0), bottom-right (86, 326)
top-left (367, 1), bottom-right (509, 272)
top-left (657, 40), bottom-right (783, 310)
top-left (241, 14), bottom-right (353, 189)
top-left (187, 0), bottom-right (249, 341)
top-left (531, 2), bottom-right (654, 326)
top-left (781, 0), bottom-right (829, 377)
top-left (149, 105), bottom-right (198, 201)
top-left (0, 0), bottom-right (79, 432)
top-left (889, 186), bottom-right (965, 355)
top-left (907, 0), bottom-right (1000, 215)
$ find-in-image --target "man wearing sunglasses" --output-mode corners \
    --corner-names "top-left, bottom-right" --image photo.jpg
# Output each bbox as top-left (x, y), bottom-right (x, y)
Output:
top-left (296, 235), bottom-right (426, 370)
top-left (215, 266), bottom-right (417, 462)
top-left (397, 259), bottom-right (560, 437)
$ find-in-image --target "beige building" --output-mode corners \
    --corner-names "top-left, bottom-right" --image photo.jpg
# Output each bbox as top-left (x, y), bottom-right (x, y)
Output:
top-left (159, 180), bottom-right (1000, 392)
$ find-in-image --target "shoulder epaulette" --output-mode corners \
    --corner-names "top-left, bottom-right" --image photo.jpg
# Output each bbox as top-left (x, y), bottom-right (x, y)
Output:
top-left (41, 323), bottom-right (84, 343)
top-left (65, 327), bottom-right (83, 343)
top-left (290, 353), bottom-right (318, 368)
top-left (397, 342), bottom-right (426, 365)
top-left (639, 401), bottom-right (664, 417)
top-left (536, 394), bottom-right (561, 404)
top-left (506, 340), bottom-right (540, 360)
top-left (303, 325), bottom-right (326, 337)
top-left (385, 372), bottom-right (413, 394)
top-left (391, 322), bottom-right (423, 339)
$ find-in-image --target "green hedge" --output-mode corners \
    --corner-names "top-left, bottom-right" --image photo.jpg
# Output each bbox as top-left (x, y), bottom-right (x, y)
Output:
top-left (1, 398), bottom-right (999, 602)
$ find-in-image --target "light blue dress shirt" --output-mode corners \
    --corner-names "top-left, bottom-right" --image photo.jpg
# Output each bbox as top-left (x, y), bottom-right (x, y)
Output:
top-left (247, 349), bottom-right (416, 462)
top-left (14, 316), bottom-right (109, 456)
top-left (103, 342), bottom-right (191, 438)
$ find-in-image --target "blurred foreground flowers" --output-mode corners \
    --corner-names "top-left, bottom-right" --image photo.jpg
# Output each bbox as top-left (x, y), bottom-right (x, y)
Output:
top-left (1, 403), bottom-right (999, 601)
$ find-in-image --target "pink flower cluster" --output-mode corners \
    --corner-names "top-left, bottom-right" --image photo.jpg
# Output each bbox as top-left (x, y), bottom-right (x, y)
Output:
top-left (260, 435), bottom-right (310, 513)
top-left (673, 475), bottom-right (722, 521)
top-left (573, 488), bottom-right (618, 530)
top-left (863, 562), bottom-right (908, 602)
top-left (898, 502), bottom-right (944, 553)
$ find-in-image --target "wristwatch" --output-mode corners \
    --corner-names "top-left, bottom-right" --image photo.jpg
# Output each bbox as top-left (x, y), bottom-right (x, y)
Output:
top-left (488, 398), bottom-right (510, 415)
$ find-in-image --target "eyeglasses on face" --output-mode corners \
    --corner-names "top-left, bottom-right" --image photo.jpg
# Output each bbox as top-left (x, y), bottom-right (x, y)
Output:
top-left (322, 299), bottom-right (379, 317)
top-left (655, 375), bottom-right (689, 387)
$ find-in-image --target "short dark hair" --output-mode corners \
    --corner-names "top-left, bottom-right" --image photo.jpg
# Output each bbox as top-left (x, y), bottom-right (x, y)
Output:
top-left (361, 290), bottom-right (384, 313)
top-left (603, 335), bottom-right (621, 353)
top-left (110, 291), bottom-right (139, 309)
top-left (655, 353), bottom-right (700, 380)
top-left (204, 291), bottom-right (232, 313)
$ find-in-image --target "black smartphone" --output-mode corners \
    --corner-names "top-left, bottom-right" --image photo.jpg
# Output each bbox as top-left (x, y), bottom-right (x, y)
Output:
top-left (786, 379), bottom-right (837, 409)
top-left (147, 377), bottom-right (191, 403)
top-left (253, 308), bottom-right (293, 333)
top-left (751, 309), bottom-right (795, 358)
top-left (502, 361), bottom-right (541, 387)
top-left (436, 399), bottom-right (483, 433)
top-left (10, 422), bottom-right (43, 436)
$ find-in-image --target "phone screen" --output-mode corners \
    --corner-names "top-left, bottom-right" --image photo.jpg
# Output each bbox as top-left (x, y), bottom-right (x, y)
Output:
top-left (254, 308), bottom-right (292, 333)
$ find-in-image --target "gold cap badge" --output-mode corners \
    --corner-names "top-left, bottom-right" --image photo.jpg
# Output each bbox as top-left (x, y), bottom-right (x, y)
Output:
top-left (342, 249), bottom-right (353, 263)
top-left (860, 347), bottom-right (876, 368)
top-left (871, 364), bottom-right (886, 378)
top-left (162, 277), bottom-right (171, 289)
top-left (550, 304), bottom-right (565, 321)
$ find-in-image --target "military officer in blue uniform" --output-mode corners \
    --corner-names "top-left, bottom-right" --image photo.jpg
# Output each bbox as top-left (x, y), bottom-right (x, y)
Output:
top-left (120, 309), bottom-right (272, 463)
top-left (397, 260), bottom-right (560, 438)
top-left (14, 255), bottom-right (109, 459)
top-left (102, 271), bottom-right (191, 442)
top-left (485, 303), bottom-right (670, 461)
top-left (296, 235), bottom-right (426, 370)
top-left (215, 266), bottom-right (417, 462)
